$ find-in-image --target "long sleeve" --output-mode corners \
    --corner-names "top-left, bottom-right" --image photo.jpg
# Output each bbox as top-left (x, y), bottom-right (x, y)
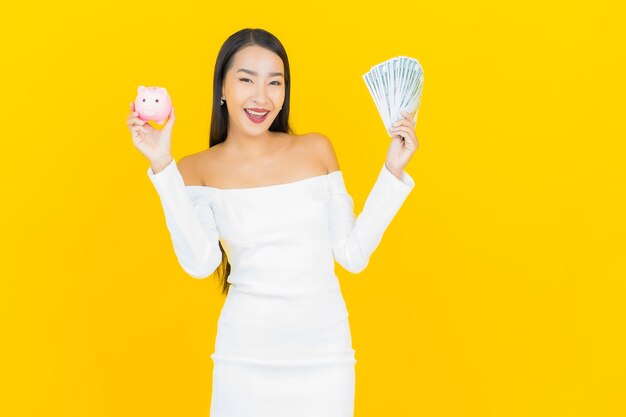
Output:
top-left (147, 159), bottom-right (222, 279)
top-left (328, 162), bottom-right (415, 274)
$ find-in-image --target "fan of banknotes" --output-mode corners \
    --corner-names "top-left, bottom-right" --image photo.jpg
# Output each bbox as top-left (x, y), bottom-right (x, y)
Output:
top-left (362, 55), bottom-right (424, 135)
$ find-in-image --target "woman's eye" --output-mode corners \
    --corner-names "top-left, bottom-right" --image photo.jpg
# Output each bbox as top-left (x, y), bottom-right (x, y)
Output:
top-left (239, 78), bottom-right (281, 86)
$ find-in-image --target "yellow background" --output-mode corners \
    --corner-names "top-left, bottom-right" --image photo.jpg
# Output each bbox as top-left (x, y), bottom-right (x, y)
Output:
top-left (2, 0), bottom-right (625, 416)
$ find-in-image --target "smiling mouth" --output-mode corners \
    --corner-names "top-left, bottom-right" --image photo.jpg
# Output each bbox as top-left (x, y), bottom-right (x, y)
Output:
top-left (244, 108), bottom-right (270, 123)
top-left (245, 109), bottom-right (270, 117)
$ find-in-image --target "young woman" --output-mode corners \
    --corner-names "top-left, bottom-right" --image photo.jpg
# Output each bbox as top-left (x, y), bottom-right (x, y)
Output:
top-left (127, 28), bottom-right (418, 417)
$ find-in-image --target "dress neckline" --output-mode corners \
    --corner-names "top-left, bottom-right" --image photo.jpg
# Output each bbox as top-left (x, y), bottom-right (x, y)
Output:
top-left (185, 170), bottom-right (342, 192)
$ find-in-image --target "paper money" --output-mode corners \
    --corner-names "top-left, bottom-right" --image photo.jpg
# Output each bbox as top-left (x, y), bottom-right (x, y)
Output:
top-left (362, 56), bottom-right (424, 134)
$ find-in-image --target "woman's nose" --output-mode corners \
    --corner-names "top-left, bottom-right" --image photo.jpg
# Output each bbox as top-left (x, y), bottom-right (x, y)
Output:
top-left (252, 86), bottom-right (270, 103)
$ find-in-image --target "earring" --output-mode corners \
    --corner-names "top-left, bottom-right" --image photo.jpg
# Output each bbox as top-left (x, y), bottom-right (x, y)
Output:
top-left (220, 97), bottom-right (225, 106)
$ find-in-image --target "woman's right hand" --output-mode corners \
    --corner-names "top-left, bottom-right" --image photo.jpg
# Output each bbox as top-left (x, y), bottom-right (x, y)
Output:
top-left (126, 102), bottom-right (176, 164)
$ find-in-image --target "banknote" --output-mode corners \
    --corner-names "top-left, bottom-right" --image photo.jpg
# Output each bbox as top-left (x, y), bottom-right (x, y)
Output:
top-left (362, 56), bottom-right (424, 134)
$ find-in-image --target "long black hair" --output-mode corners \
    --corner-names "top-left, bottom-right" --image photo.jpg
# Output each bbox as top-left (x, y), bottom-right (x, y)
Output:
top-left (209, 28), bottom-right (296, 295)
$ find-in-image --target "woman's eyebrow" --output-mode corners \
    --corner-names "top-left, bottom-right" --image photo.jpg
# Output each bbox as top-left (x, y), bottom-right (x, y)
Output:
top-left (237, 68), bottom-right (284, 78)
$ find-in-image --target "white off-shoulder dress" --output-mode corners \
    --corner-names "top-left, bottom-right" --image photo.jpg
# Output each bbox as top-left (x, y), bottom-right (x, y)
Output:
top-left (147, 159), bottom-right (414, 417)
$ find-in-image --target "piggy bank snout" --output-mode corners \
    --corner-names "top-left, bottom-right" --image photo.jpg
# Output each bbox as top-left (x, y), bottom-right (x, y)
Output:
top-left (141, 106), bottom-right (157, 116)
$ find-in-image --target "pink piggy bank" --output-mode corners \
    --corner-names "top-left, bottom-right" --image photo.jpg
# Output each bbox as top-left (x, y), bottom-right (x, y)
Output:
top-left (134, 86), bottom-right (172, 124)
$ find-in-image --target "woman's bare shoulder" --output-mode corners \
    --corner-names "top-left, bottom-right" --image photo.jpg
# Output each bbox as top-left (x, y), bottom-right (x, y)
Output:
top-left (299, 132), bottom-right (340, 172)
top-left (177, 147), bottom-right (222, 186)
top-left (177, 132), bottom-right (335, 187)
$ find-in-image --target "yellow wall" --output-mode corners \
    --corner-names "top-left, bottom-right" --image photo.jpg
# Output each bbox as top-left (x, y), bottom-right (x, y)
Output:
top-left (2, 1), bottom-right (624, 416)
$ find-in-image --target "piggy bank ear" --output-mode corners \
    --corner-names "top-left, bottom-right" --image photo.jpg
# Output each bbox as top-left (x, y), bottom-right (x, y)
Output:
top-left (159, 87), bottom-right (168, 96)
top-left (138, 86), bottom-right (148, 93)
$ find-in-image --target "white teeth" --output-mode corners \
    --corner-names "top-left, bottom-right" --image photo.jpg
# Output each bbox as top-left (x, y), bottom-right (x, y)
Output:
top-left (246, 109), bottom-right (268, 117)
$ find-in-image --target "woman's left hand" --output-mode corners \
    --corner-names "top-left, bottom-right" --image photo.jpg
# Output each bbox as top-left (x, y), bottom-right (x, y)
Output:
top-left (385, 111), bottom-right (419, 173)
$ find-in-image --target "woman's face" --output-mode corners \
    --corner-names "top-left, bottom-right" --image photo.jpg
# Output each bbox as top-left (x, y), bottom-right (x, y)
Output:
top-left (221, 45), bottom-right (285, 136)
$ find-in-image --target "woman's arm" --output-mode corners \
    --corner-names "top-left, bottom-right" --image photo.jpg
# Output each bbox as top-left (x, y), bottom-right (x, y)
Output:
top-left (147, 158), bottom-right (222, 279)
top-left (311, 132), bottom-right (415, 273)
top-left (328, 163), bottom-right (414, 273)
